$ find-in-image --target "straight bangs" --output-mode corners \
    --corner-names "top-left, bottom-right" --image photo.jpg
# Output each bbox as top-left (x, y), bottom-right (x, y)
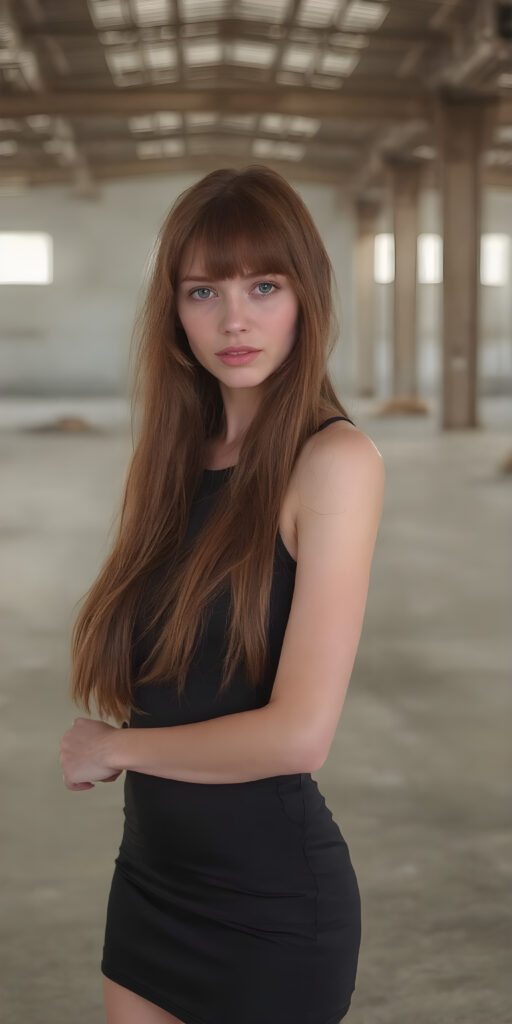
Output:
top-left (172, 197), bottom-right (299, 290)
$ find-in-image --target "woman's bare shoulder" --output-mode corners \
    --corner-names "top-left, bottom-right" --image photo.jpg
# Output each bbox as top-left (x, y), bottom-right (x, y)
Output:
top-left (292, 419), bottom-right (384, 515)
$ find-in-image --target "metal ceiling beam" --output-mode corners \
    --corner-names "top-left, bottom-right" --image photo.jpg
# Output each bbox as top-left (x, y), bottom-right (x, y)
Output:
top-left (3, 87), bottom-right (509, 122)
top-left (0, 154), bottom-right (351, 186)
top-left (0, 87), bottom-right (434, 121)
top-left (23, 20), bottom-right (451, 48)
top-left (2, 154), bottom-right (509, 192)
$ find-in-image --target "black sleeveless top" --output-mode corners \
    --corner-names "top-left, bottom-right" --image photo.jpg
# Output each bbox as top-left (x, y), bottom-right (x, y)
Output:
top-left (128, 415), bottom-right (355, 729)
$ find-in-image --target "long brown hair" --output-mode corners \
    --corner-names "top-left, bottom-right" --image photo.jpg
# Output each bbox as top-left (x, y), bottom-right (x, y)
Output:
top-left (70, 164), bottom-right (353, 725)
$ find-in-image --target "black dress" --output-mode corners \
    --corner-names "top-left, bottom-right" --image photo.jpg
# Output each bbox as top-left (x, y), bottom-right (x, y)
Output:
top-left (101, 416), bottom-right (361, 1024)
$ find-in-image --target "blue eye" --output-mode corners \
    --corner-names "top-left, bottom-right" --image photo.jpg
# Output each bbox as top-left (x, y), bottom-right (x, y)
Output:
top-left (189, 280), bottom-right (278, 300)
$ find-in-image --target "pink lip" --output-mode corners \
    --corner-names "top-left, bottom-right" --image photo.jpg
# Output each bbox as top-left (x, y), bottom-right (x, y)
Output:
top-left (217, 350), bottom-right (261, 366)
top-left (216, 347), bottom-right (260, 354)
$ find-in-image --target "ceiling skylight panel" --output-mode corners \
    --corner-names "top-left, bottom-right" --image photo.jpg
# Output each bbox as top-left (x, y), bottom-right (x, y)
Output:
top-left (320, 51), bottom-right (360, 75)
top-left (182, 0), bottom-right (228, 20)
top-left (259, 114), bottom-right (320, 137)
top-left (220, 115), bottom-right (257, 130)
top-left (129, 112), bottom-right (182, 132)
top-left (136, 138), bottom-right (185, 158)
top-left (155, 112), bottom-right (181, 130)
top-left (26, 115), bottom-right (52, 132)
top-left (252, 139), bottom-right (305, 160)
top-left (228, 41), bottom-right (276, 66)
top-left (87, 0), bottom-right (128, 28)
top-left (312, 75), bottom-right (349, 88)
top-left (297, 0), bottom-right (339, 28)
top-left (282, 45), bottom-right (314, 72)
top-left (186, 112), bottom-right (219, 128)
top-left (189, 137), bottom-right (251, 156)
top-left (339, 1), bottom-right (388, 32)
top-left (236, 0), bottom-right (290, 22)
top-left (132, 0), bottom-right (172, 25)
top-left (289, 116), bottom-right (320, 135)
top-left (260, 114), bottom-right (286, 133)
top-left (128, 115), bottom-right (153, 132)
top-left (106, 50), bottom-right (142, 74)
top-left (161, 138), bottom-right (186, 156)
top-left (136, 140), bottom-right (161, 158)
top-left (276, 71), bottom-right (305, 85)
top-left (143, 44), bottom-right (176, 69)
top-left (183, 40), bottom-right (223, 65)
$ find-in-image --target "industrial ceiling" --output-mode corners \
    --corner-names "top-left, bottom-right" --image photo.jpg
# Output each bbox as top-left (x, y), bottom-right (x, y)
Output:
top-left (0, 0), bottom-right (511, 197)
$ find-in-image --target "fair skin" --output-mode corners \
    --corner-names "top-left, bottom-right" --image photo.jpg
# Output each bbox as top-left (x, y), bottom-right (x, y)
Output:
top-left (176, 249), bottom-right (300, 461)
top-left (61, 252), bottom-right (385, 1023)
top-left (102, 975), bottom-right (190, 1024)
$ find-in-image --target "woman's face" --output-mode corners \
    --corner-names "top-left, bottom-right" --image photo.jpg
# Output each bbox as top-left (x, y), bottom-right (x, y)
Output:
top-left (176, 249), bottom-right (300, 385)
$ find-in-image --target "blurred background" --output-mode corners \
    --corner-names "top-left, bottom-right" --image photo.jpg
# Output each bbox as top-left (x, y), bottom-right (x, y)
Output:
top-left (0, 1), bottom-right (511, 1022)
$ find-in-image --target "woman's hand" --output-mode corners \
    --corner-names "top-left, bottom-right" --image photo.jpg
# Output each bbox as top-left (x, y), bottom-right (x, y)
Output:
top-left (60, 716), bottom-right (123, 790)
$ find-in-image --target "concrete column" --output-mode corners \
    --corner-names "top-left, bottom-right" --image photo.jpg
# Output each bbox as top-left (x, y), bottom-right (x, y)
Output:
top-left (385, 159), bottom-right (422, 400)
top-left (433, 96), bottom-right (496, 428)
top-left (354, 199), bottom-right (381, 397)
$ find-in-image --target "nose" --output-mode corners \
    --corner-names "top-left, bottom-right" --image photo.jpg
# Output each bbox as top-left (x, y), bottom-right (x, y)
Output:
top-left (218, 288), bottom-right (249, 333)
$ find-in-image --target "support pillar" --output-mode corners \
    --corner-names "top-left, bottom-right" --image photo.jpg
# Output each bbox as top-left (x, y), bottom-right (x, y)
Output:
top-left (354, 199), bottom-right (381, 397)
top-left (433, 95), bottom-right (496, 427)
top-left (385, 158), bottom-right (422, 401)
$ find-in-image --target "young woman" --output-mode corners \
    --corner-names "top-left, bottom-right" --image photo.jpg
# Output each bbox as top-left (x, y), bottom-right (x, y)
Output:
top-left (60, 165), bottom-right (385, 1024)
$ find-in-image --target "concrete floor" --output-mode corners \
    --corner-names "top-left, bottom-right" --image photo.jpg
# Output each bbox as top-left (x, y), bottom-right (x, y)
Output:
top-left (1, 395), bottom-right (510, 1024)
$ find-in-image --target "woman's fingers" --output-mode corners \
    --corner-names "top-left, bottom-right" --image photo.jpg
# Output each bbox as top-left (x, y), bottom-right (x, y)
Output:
top-left (61, 769), bottom-right (120, 789)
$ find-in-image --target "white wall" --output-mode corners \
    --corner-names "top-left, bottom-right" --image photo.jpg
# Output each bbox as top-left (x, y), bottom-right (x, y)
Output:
top-left (0, 173), bottom-right (355, 398)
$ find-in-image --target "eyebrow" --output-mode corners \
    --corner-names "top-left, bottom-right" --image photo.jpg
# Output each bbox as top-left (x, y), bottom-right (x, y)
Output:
top-left (180, 272), bottom-right (279, 284)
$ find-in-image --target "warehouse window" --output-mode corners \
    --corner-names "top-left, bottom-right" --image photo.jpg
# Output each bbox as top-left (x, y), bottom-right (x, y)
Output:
top-left (375, 232), bottom-right (443, 284)
top-left (375, 231), bottom-right (511, 288)
top-left (480, 234), bottom-right (509, 286)
top-left (374, 233), bottom-right (394, 283)
top-left (0, 232), bottom-right (53, 284)
top-left (418, 234), bottom-right (442, 284)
